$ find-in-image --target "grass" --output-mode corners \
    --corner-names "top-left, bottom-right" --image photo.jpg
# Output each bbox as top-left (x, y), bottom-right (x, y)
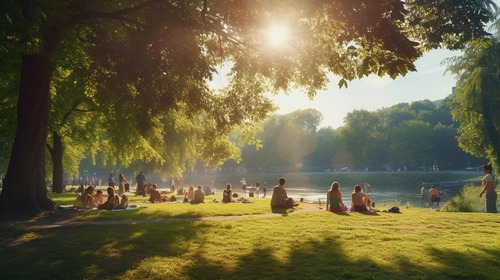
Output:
top-left (1, 193), bottom-right (499, 280)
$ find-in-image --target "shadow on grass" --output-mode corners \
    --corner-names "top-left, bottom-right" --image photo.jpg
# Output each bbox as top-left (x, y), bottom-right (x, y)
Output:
top-left (271, 207), bottom-right (297, 216)
top-left (1, 221), bottom-right (499, 280)
top-left (180, 236), bottom-right (500, 280)
top-left (0, 222), bottom-right (209, 280)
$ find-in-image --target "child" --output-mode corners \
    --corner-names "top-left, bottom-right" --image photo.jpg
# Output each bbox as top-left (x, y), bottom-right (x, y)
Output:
top-left (94, 190), bottom-right (104, 207)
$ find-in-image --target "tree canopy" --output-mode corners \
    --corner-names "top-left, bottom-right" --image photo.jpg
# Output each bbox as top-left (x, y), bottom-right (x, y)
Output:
top-left (447, 18), bottom-right (500, 169)
top-left (0, 0), bottom-right (497, 213)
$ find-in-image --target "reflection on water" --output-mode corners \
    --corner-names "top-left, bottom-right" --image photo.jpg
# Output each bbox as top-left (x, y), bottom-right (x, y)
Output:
top-left (280, 186), bottom-right (459, 208)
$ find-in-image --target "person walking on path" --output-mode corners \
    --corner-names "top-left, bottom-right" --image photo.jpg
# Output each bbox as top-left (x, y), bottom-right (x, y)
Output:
top-left (480, 164), bottom-right (497, 213)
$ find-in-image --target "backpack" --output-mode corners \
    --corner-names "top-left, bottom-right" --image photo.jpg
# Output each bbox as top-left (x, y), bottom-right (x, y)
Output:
top-left (388, 206), bottom-right (400, 213)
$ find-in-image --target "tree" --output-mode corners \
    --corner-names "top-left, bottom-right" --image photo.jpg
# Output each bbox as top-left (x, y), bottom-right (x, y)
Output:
top-left (0, 0), bottom-right (496, 213)
top-left (447, 35), bottom-right (500, 169)
top-left (337, 110), bottom-right (383, 169)
top-left (304, 127), bottom-right (338, 171)
top-left (388, 120), bottom-right (434, 168)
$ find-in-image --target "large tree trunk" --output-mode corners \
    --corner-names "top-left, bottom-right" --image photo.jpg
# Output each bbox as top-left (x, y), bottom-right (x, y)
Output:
top-left (49, 131), bottom-right (64, 194)
top-left (0, 53), bottom-right (56, 214)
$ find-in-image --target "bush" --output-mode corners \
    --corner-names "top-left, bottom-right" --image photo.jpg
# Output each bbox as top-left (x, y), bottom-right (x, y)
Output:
top-left (442, 185), bottom-right (484, 212)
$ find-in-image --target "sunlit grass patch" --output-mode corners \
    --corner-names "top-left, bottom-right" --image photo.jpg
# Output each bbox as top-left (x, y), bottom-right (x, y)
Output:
top-left (1, 198), bottom-right (499, 279)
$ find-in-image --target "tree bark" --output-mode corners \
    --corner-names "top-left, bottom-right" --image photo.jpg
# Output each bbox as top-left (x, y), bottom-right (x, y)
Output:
top-left (0, 53), bottom-right (56, 214)
top-left (49, 131), bottom-right (64, 194)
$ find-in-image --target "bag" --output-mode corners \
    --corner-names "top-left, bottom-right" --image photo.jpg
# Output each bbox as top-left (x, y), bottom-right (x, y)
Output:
top-left (170, 195), bottom-right (177, 202)
top-left (388, 206), bottom-right (400, 213)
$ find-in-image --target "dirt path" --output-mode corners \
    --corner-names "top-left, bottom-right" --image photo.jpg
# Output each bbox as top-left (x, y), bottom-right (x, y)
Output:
top-left (1, 204), bottom-right (324, 230)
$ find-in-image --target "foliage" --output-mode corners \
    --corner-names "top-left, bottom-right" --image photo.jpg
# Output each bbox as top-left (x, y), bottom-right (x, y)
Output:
top-left (0, 0), bottom-right (497, 212)
top-left (447, 32), bottom-right (500, 169)
top-left (239, 99), bottom-right (484, 173)
top-left (442, 185), bottom-right (494, 212)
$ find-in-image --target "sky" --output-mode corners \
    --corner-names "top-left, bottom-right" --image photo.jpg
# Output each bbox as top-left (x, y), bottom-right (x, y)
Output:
top-left (268, 48), bottom-right (462, 128)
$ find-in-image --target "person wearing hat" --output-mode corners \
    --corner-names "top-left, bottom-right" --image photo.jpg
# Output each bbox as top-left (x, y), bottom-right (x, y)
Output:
top-left (480, 164), bottom-right (497, 213)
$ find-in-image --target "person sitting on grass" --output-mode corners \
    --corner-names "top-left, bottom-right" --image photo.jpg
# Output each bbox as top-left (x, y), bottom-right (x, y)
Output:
top-left (351, 185), bottom-right (370, 212)
top-left (186, 185), bottom-right (195, 202)
top-left (82, 186), bottom-right (95, 209)
top-left (115, 194), bottom-right (129, 209)
top-left (94, 189), bottom-right (104, 207)
top-left (149, 184), bottom-right (162, 203)
top-left (98, 187), bottom-right (120, 210)
top-left (270, 177), bottom-right (298, 209)
top-left (222, 183), bottom-right (233, 203)
top-left (326, 181), bottom-right (346, 212)
top-left (192, 185), bottom-right (205, 204)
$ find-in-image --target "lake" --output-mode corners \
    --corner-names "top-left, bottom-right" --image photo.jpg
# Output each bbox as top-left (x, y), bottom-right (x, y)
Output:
top-left (260, 184), bottom-right (461, 208)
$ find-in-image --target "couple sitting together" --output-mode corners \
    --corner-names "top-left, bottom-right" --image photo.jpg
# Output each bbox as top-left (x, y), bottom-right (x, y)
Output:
top-left (76, 186), bottom-right (129, 210)
top-left (326, 182), bottom-right (373, 213)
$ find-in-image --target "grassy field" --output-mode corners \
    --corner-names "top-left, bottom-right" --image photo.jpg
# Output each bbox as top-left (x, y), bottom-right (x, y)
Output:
top-left (0, 191), bottom-right (499, 280)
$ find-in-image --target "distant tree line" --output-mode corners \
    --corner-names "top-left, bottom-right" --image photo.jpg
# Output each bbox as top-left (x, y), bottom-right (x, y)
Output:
top-left (229, 99), bottom-right (485, 173)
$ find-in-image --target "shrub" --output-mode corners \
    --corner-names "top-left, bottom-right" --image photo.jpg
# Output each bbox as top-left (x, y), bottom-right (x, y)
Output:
top-left (442, 185), bottom-right (483, 212)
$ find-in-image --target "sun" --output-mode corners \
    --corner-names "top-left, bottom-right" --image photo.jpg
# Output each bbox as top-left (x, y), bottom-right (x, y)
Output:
top-left (266, 24), bottom-right (289, 46)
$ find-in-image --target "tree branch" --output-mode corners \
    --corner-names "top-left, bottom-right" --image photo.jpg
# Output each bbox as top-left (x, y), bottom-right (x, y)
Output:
top-left (68, 0), bottom-right (161, 27)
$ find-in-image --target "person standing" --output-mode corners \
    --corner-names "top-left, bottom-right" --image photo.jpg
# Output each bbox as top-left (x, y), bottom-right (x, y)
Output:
top-left (429, 185), bottom-right (440, 209)
top-left (210, 178), bottom-right (216, 195)
top-left (480, 164), bottom-right (497, 213)
top-left (118, 173), bottom-right (128, 196)
top-left (240, 177), bottom-right (247, 197)
top-left (136, 171), bottom-right (146, 196)
top-left (421, 183), bottom-right (428, 207)
top-left (270, 177), bottom-right (297, 208)
top-left (108, 173), bottom-right (115, 189)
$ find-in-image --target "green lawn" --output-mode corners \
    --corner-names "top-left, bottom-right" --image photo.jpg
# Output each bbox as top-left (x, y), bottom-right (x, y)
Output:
top-left (0, 193), bottom-right (498, 280)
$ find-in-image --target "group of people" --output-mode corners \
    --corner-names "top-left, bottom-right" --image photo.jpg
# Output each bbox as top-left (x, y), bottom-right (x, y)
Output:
top-left (78, 165), bottom-right (498, 214)
top-left (107, 171), bottom-right (147, 196)
top-left (420, 183), bottom-right (441, 209)
top-left (325, 182), bottom-right (374, 213)
top-left (239, 178), bottom-right (267, 198)
top-left (76, 186), bottom-right (129, 210)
